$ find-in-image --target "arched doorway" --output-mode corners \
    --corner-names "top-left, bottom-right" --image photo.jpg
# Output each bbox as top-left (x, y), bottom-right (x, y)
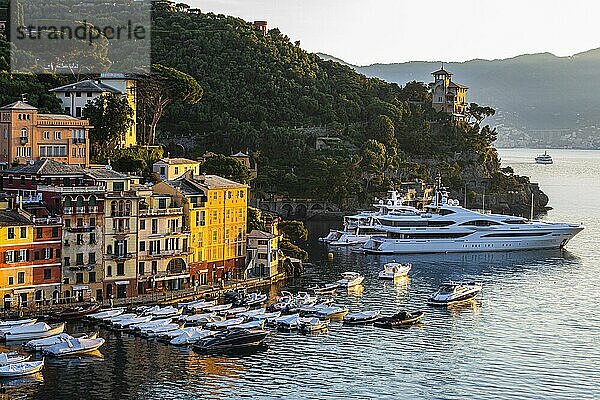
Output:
top-left (166, 258), bottom-right (187, 290)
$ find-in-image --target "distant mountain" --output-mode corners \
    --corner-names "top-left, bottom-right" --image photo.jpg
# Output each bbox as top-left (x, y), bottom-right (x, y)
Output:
top-left (318, 49), bottom-right (600, 148)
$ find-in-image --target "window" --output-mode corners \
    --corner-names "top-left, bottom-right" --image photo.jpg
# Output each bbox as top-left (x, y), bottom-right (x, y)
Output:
top-left (90, 233), bottom-right (96, 244)
top-left (86, 92), bottom-right (92, 97)
top-left (158, 198), bottom-right (167, 209)
top-left (90, 218), bottom-right (96, 227)
top-left (107, 265), bottom-right (112, 276)
top-left (34, 251), bottom-right (40, 260)
top-left (138, 262), bottom-right (145, 275)
top-left (174, 167), bottom-right (179, 175)
top-left (52, 227), bottom-right (59, 237)
top-left (77, 234), bottom-right (83, 245)
top-left (17, 272), bottom-right (25, 284)
top-left (44, 248), bottom-right (52, 260)
top-left (8, 276), bottom-right (14, 285)
top-left (212, 230), bottom-right (218, 242)
top-left (160, 167), bottom-right (166, 175)
top-left (76, 273), bottom-right (83, 284)
top-left (44, 268), bottom-right (52, 280)
top-left (43, 131), bottom-right (50, 140)
top-left (54, 131), bottom-right (62, 140)
top-left (19, 249), bottom-right (28, 262)
top-left (139, 241), bottom-right (146, 251)
top-left (35, 227), bottom-right (43, 239)
top-left (76, 91), bottom-right (81, 97)
top-left (88, 271), bottom-right (96, 282)
top-left (64, 219), bottom-right (71, 228)
top-left (140, 220), bottom-right (145, 230)
top-left (63, 257), bottom-right (70, 266)
top-left (151, 219), bottom-right (158, 234)
top-left (89, 252), bottom-right (96, 264)
top-left (63, 277), bottom-right (69, 285)
top-left (151, 261), bottom-right (157, 275)
top-left (113, 182), bottom-right (124, 192)
top-left (117, 263), bottom-right (125, 276)
top-left (76, 253), bottom-right (84, 265)
top-left (77, 218), bottom-right (83, 227)
top-left (7, 228), bottom-right (14, 240)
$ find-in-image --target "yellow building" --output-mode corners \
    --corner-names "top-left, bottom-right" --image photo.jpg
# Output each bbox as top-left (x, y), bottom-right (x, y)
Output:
top-left (153, 172), bottom-right (248, 284)
top-left (431, 66), bottom-right (469, 121)
top-left (136, 186), bottom-right (191, 294)
top-left (152, 158), bottom-right (201, 181)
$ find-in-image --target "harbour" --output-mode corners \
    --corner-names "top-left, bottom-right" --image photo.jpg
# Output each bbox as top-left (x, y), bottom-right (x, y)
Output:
top-left (0, 149), bottom-right (598, 399)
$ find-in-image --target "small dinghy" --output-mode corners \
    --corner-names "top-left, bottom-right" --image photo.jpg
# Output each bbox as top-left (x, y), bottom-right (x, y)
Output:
top-left (170, 328), bottom-right (216, 346)
top-left (242, 292), bottom-right (268, 307)
top-left (314, 305), bottom-right (349, 320)
top-left (307, 283), bottom-right (339, 295)
top-left (113, 316), bottom-right (153, 330)
top-left (223, 306), bottom-right (249, 316)
top-left (51, 303), bottom-right (101, 320)
top-left (0, 352), bottom-right (31, 366)
top-left (1, 322), bottom-right (65, 342)
top-left (0, 359), bottom-right (44, 377)
top-left (23, 332), bottom-right (95, 352)
top-left (206, 317), bottom-right (244, 330)
top-left (129, 318), bottom-right (173, 332)
top-left (343, 310), bottom-right (381, 325)
top-left (298, 317), bottom-right (329, 334)
top-left (207, 304), bottom-right (233, 313)
top-left (252, 311), bottom-right (281, 323)
top-left (179, 313), bottom-right (222, 326)
top-left (193, 329), bottom-right (269, 353)
top-left (275, 314), bottom-right (300, 331)
top-left (336, 272), bottom-right (365, 288)
top-left (87, 308), bottom-right (125, 321)
top-left (43, 337), bottom-right (105, 357)
top-left (0, 319), bottom-right (37, 330)
top-left (378, 262), bottom-right (411, 279)
top-left (373, 310), bottom-right (424, 328)
top-left (142, 323), bottom-right (182, 338)
top-left (238, 308), bottom-right (266, 319)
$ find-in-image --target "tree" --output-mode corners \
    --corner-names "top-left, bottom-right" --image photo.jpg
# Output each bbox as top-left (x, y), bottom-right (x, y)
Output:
top-left (202, 155), bottom-right (251, 183)
top-left (84, 94), bottom-right (133, 160)
top-left (137, 64), bottom-right (203, 145)
top-left (468, 103), bottom-right (496, 124)
top-left (247, 207), bottom-right (266, 232)
top-left (278, 220), bottom-right (308, 242)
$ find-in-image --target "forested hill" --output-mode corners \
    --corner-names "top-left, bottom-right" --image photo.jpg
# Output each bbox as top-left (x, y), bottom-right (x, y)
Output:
top-left (152, 3), bottom-right (532, 210)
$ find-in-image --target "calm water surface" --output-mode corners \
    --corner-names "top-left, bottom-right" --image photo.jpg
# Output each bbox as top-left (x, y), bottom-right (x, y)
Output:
top-left (1, 149), bottom-right (599, 399)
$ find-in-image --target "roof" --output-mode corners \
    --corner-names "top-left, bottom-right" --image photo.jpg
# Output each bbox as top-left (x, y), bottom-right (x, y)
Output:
top-left (0, 210), bottom-right (32, 227)
top-left (432, 68), bottom-right (452, 76)
top-left (155, 158), bottom-right (199, 165)
top-left (164, 177), bottom-right (206, 197)
top-left (85, 167), bottom-right (128, 180)
top-left (447, 81), bottom-right (468, 89)
top-left (49, 79), bottom-right (121, 94)
top-left (231, 151), bottom-right (249, 157)
top-left (3, 159), bottom-right (85, 176)
top-left (197, 174), bottom-right (247, 189)
top-left (0, 101), bottom-right (37, 111)
top-left (248, 230), bottom-right (276, 239)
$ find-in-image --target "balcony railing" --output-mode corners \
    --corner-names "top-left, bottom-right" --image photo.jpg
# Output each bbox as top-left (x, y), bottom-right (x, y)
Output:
top-left (139, 207), bottom-right (183, 216)
top-left (141, 248), bottom-right (191, 259)
top-left (113, 227), bottom-right (131, 234)
top-left (66, 226), bottom-right (96, 233)
top-left (75, 206), bottom-right (85, 213)
top-left (37, 185), bottom-right (106, 193)
top-left (72, 138), bottom-right (86, 144)
top-left (63, 207), bottom-right (73, 214)
top-left (32, 216), bottom-right (62, 225)
top-left (109, 252), bottom-right (134, 261)
top-left (19, 136), bottom-right (28, 145)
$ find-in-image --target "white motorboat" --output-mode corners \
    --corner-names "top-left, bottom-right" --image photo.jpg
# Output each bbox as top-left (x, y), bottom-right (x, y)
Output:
top-left (0, 322), bottom-right (65, 342)
top-left (238, 308), bottom-right (266, 319)
top-left (87, 308), bottom-right (125, 320)
top-left (24, 333), bottom-right (93, 352)
top-left (223, 306), bottom-right (249, 316)
top-left (179, 313), bottom-right (223, 326)
top-left (105, 313), bottom-right (137, 324)
top-left (337, 272), bottom-right (365, 288)
top-left (187, 300), bottom-right (217, 312)
top-left (241, 292), bottom-right (268, 307)
top-left (113, 316), bottom-right (153, 330)
top-left (129, 318), bottom-right (173, 332)
top-left (428, 282), bottom-right (482, 306)
top-left (535, 151), bottom-right (553, 164)
top-left (314, 305), bottom-right (349, 320)
top-left (361, 186), bottom-right (582, 254)
top-left (206, 317), bottom-right (244, 330)
top-left (343, 310), bottom-right (380, 325)
top-left (307, 283), bottom-right (339, 295)
top-left (298, 303), bottom-right (330, 317)
top-left (142, 323), bottom-right (182, 337)
top-left (227, 320), bottom-right (265, 331)
top-left (0, 359), bottom-right (44, 377)
top-left (146, 306), bottom-right (182, 319)
top-left (206, 304), bottom-right (233, 313)
top-left (43, 337), bottom-right (105, 357)
top-left (298, 317), bottom-right (329, 333)
top-left (0, 319), bottom-right (37, 330)
top-left (0, 352), bottom-right (31, 366)
top-left (378, 262), bottom-right (411, 279)
top-left (252, 311), bottom-right (281, 323)
top-left (170, 328), bottom-right (216, 346)
top-left (295, 292), bottom-right (317, 305)
top-left (275, 313), bottom-right (299, 331)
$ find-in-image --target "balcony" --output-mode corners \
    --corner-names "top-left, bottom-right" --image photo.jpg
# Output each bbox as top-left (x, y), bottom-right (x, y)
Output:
top-left (88, 205), bottom-right (99, 213)
top-left (75, 206), bottom-right (85, 213)
top-left (32, 216), bottom-right (62, 225)
top-left (110, 211), bottom-right (131, 217)
top-left (109, 252), bottom-right (134, 261)
top-left (66, 226), bottom-right (95, 233)
top-left (72, 138), bottom-right (86, 144)
top-left (68, 264), bottom-right (96, 272)
top-left (19, 136), bottom-right (28, 145)
top-left (113, 227), bottom-right (131, 234)
top-left (141, 248), bottom-right (191, 260)
top-left (139, 207), bottom-right (183, 216)
top-left (63, 207), bottom-right (73, 214)
top-left (37, 185), bottom-right (106, 194)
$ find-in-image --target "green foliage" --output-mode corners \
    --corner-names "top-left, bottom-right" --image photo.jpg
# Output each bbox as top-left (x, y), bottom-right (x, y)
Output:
top-left (104, 146), bottom-right (164, 176)
top-left (279, 239), bottom-right (308, 261)
top-left (84, 94), bottom-right (134, 159)
top-left (247, 207), bottom-right (266, 232)
top-left (202, 155), bottom-right (251, 183)
top-left (278, 220), bottom-right (309, 242)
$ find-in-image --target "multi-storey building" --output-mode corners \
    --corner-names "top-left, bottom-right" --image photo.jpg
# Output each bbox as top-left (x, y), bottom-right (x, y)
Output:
top-left (49, 73), bottom-right (137, 148)
top-left (86, 167), bottom-right (140, 299)
top-left (0, 101), bottom-right (91, 167)
top-left (431, 66), bottom-right (469, 121)
top-left (152, 158), bottom-right (200, 181)
top-left (0, 197), bottom-right (62, 309)
top-left (247, 230), bottom-right (279, 278)
top-left (136, 186), bottom-right (191, 294)
top-left (154, 172), bottom-right (248, 284)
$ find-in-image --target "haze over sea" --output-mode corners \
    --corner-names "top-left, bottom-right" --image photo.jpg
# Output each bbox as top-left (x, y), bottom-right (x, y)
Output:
top-left (0, 149), bottom-right (598, 400)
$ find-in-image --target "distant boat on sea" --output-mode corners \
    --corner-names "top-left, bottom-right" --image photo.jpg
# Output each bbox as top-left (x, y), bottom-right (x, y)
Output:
top-left (535, 151), bottom-right (553, 164)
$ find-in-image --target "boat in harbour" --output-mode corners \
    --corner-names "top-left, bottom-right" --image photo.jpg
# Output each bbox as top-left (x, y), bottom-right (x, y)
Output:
top-left (43, 337), bottom-right (105, 357)
top-left (428, 282), bottom-right (482, 306)
top-left (361, 187), bottom-right (583, 254)
top-left (0, 352), bottom-right (31, 366)
top-left (314, 305), bottom-right (349, 320)
top-left (373, 310), bottom-right (424, 328)
top-left (337, 272), bottom-right (365, 288)
top-left (298, 317), bottom-right (329, 334)
top-left (343, 310), bottom-right (381, 325)
top-left (0, 319), bottom-right (37, 330)
top-left (307, 283), bottom-right (339, 295)
top-left (23, 332), bottom-right (97, 352)
top-left (535, 151), bottom-right (553, 165)
top-left (86, 308), bottom-right (125, 321)
top-left (50, 303), bottom-right (101, 320)
top-left (193, 328), bottom-right (269, 353)
top-left (378, 262), bottom-right (411, 279)
top-left (0, 322), bottom-right (65, 342)
top-left (0, 359), bottom-right (44, 377)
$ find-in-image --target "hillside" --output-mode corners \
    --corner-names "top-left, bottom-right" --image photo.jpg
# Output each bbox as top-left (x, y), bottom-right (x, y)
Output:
top-left (322, 50), bottom-right (600, 148)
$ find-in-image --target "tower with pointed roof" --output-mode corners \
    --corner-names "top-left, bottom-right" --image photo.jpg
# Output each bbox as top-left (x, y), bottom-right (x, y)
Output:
top-left (431, 65), bottom-right (469, 121)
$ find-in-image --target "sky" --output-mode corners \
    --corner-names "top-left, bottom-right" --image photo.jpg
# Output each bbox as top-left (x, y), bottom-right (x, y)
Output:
top-left (191, 0), bottom-right (600, 65)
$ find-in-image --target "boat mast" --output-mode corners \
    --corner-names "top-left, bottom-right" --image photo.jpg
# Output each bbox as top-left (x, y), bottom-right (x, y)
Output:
top-left (530, 191), bottom-right (534, 220)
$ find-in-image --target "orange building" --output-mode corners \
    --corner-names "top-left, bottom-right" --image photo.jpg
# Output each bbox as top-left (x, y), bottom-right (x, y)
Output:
top-left (0, 101), bottom-right (91, 167)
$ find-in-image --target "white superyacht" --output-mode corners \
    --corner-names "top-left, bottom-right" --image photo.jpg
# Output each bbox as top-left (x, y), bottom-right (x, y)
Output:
top-left (361, 189), bottom-right (583, 254)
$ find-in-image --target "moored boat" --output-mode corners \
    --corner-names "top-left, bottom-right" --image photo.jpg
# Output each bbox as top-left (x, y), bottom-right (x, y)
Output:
top-left (378, 262), bottom-right (411, 279)
top-left (298, 317), bottom-right (329, 334)
top-left (0, 359), bottom-right (44, 377)
top-left (428, 282), bottom-right (482, 306)
top-left (0, 322), bottom-right (65, 342)
top-left (0, 319), bottom-right (37, 330)
top-left (86, 308), bottom-right (125, 321)
top-left (373, 310), bottom-right (424, 328)
top-left (343, 310), bottom-right (381, 325)
top-left (314, 305), bottom-right (349, 320)
top-left (275, 313), bottom-right (299, 331)
top-left (23, 332), bottom-right (95, 352)
top-left (170, 328), bottom-right (216, 346)
top-left (193, 328), bottom-right (269, 353)
top-left (51, 303), bottom-right (101, 320)
top-left (0, 352), bottom-right (31, 366)
top-left (205, 317), bottom-right (244, 330)
top-left (43, 337), bottom-right (105, 357)
top-left (336, 272), bottom-right (364, 289)
top-left (307, 283), bottom-right (339, 295)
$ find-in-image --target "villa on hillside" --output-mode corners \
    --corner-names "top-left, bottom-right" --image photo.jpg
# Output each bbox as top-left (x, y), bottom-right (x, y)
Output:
top-left (430, 66), bottom-right (469, 122)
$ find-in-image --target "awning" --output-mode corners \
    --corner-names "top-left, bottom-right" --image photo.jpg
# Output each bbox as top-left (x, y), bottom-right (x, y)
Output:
top-left (153, 273), bottom-right (190, 282)
top-left (115, 281), bottom-right (129, 285)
